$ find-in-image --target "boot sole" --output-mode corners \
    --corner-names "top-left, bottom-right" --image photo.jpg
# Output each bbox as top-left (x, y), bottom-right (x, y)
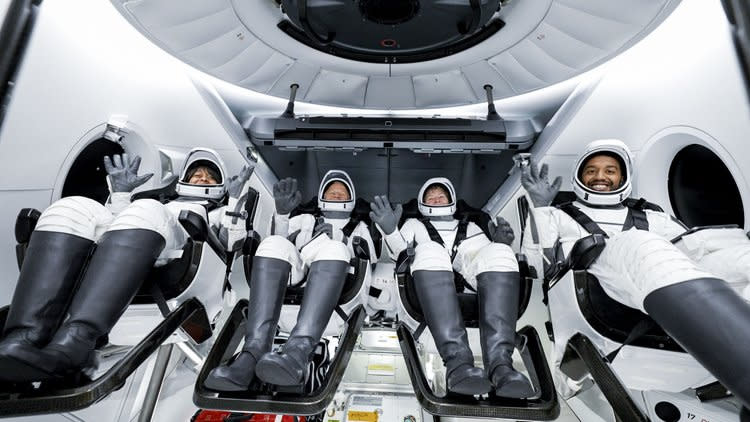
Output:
top-left (203, 374), bottom-right (251, 392)
top-left (255, 358), bottom-right (304, 386)
top-left (448, 376), bottom-right (493, 396)
top-left (495, 379), bottom-right (535, 399)
top-left (0, 354), bottom-right (56, 382)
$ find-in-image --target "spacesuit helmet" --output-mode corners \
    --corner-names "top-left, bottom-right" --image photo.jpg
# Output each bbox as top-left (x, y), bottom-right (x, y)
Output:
top-left (318, 169), bottom-right (356, 215)
top-left (572, 139), bottom-right (633, 206)
top-left (418, 177), bottom-right (457, 217)
top-left (175, 148), bottom-right (227, 200)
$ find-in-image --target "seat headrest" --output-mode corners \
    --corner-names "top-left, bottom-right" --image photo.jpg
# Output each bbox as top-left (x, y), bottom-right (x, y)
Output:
top-left (398, 198), bottom-right (492, 238)
top-left (290, 196), bottom-right (374, 225)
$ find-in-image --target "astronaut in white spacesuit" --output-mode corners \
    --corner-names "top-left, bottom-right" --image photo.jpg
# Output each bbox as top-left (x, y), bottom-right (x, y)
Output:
top-left (0, 148), bottom-right (253, 382)
top-left (369, 178), bottom-right (533, 398)
top-left (521, 139), bottom-right (750, 409)
top-left (205, 170), bottom-right (377, 391)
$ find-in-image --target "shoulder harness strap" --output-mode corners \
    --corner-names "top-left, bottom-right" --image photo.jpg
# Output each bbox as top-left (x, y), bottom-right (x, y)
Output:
top-left (451, 219), bottom-right (469, 261)
top-left (558, 203), bottom-right (609, 237)
top-left (420, 218), bottom-right (445, 247)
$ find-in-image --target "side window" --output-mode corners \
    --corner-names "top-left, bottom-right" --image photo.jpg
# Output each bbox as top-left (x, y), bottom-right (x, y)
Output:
top-left (61, 138), bottom-right (124, 204)
top-left (668, 144), bottom-right (744, 227)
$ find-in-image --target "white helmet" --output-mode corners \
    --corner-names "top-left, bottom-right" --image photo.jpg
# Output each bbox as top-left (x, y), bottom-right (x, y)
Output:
top-left (318, 169), bottom-right (356, 214)
top-left (175, 148), bottom-right (227, 200)
top-left (418, 177), bottom-right (457, 217)
top-left (572, 139), bottom-right (633, 206)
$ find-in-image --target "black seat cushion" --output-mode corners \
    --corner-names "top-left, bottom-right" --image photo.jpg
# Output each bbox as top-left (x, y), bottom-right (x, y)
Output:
top-left (132, 240), bottom-right (202, 303)
top-left (575, 271), bottom-right (683, 352)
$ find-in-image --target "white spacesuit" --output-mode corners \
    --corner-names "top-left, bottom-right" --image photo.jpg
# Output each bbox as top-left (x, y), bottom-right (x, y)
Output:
top-left (0, 148), bottom-right (252, 382)
top-left (205, 170), bottom-right (377, 391)
top-left (521, 139), bottom-right (750, 409)
top-left (371, 178), bottom-right (533, 398)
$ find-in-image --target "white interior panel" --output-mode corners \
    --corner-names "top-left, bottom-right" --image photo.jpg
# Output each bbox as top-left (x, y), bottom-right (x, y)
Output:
top-left (124, 0), bottom-right (228, 29)
top-left (508, 39), bottom-right (577, 83)
top-left (211, 38), bottom-right (272, 83)
top-left (530, 21), bottom-right (605, 69)
top-left (143, 7), bottom-right (239, 52)
top-left (267, 61), bottom-right (320, 100)
top-left (546, 2), bottom-right (638, 51)
top-left (488, 52), bottom-right (546, 93)
top-left (460, 61), bottom-right (517, 99)
top-left (237, 52), bottom-right (295, 92)
top-left (305, 69), bottom-right (368, 106)
top-left (365, 76), bottom-right (416, 109)
top-left (112, 0), bottom-right (680, 109)
top-left (413, 70), bottom-right (477, 108)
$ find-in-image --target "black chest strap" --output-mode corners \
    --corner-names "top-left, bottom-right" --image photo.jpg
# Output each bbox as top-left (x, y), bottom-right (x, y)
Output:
top-left (420, 218), bottom-right (473, 293)
top-left (558, 201), bottom-right (650, 236)
top-left (558, 203), bottom-right (609, 237)
top-left (622, 199), bottom-right (649, 231)
top-left (420, 218), bottom-right (469, 261)
top-left (342, 218), bottom-right (360, 238)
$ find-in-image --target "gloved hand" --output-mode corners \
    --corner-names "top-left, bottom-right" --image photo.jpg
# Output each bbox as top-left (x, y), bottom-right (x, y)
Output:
top-left (488, 216), bottom-right (515, 245)
top-left (104, 154), bottom-right (153, 193)
top-left (520, 161), bottom-right (562, 207)
top-left (273, 177), bottom-right (302, 215)
top-left (369, 195), bottom-right (403, 235)
top-left (226, 165), bottom-right (254, 198)
top-left (312, 217), bottom-right (333, 239)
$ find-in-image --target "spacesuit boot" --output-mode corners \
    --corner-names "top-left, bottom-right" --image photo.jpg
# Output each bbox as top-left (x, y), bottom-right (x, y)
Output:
top-left (204, 257), bottom-right (291, 391)
top-left (0, 231), bottom-right (93, 381)
top-left (413, 270), bottom-right (492, 395)
top-left (644, 278), bottom-right (750, 409)
top-left (255, 260), bottom-right (349, 386)
top-left (476, 271), bottom-right (534, 398)
top-left (11, 229), bottom-right (165, 381)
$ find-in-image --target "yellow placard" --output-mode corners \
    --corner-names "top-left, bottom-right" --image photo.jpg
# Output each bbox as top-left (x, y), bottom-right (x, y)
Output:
top-left (367, 363), bottom-right (394, 371)
top-left (347, 410), bottom-right (378, 422)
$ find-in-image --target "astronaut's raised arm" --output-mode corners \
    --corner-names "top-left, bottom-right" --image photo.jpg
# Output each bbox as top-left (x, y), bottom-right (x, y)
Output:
top-left (521, 206), bottom-right (565, 279)
top-left (382, 220), bottom-right (414, 261)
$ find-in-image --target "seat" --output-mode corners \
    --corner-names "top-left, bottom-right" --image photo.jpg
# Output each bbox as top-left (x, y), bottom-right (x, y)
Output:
top-left (535, 193), bottom-right (737, 421)
top-left (0, 186), bottom-right (261, 418)
top-left (193, 197), bottom-right (372, 416)
top-left (393, 199), bottom-right (559, 420)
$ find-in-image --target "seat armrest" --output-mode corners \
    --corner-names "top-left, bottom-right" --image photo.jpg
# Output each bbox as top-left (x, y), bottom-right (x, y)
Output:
top-left (670, 224), bottom-right (741, 244)
top-left (568, 234), bottom-right (606, 271)
top-left (178, 210), bottom-right (209, 242)
top-left (178, 210), bottom-right (227, 264)
top-left (395, 246), bottom-right (415, 275)
top-left (351, 236), bottom-right (370, 261)
top-left (15, 208), bottom-right (41, 244)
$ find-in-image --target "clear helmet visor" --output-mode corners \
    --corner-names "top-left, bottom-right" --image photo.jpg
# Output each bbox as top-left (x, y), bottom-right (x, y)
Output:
top-left (572, 139), bottom-right (633, 206)
top-left (175, 148), bottom-right (228, 200)
top-left (318, 169), bottom-right (355, 213)
top-left (418, 177), bottom-right (457, 217)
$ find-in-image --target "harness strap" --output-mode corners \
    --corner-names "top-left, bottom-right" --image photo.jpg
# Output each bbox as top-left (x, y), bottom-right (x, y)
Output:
top-left (558, 203), bottom-right (609, 237)
top-left (622, 207), bottom-right (649, 231)
top-left (605, 318), bottom-right (656, 362)
top-left (419, 218), bottom-right (473, 292)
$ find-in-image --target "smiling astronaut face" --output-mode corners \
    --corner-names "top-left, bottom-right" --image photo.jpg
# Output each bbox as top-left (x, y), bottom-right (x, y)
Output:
top-left (580, 154), bottom-right (624, 192)
top-left (323, 181), bottom-right (351, 201)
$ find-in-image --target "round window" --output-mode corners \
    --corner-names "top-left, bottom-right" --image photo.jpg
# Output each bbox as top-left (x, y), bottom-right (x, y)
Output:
top-left (668, 144), bottom-right (744, 227)
top-left (61, 138), bottom-right (124, 204)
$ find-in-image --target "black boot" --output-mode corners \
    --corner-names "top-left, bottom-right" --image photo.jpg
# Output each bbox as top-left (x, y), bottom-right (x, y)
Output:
top-left (477, 271), bottom-right (534, 398)
top-left (12, 229), bottom-right (165, 381)
top-left (412, 270), bottom-right (492, 395)
top-left (644, 278), bottom-right (750, 409)
top-left (204, 257), bottom-right (290, 391)
top-left (255, 260), bottom-right (349, 386)
top-left (0, 231), bottom-right (93, 381)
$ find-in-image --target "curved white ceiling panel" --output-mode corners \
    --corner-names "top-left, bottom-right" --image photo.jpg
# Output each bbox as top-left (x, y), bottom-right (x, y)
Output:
top-left (113, 0), bottom-right (680, 109)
